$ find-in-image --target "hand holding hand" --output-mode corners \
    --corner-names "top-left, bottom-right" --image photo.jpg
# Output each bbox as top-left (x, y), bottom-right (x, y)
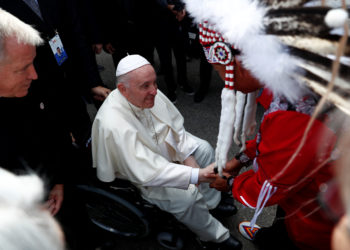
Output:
top-left (209, 174), bottom-right (231, 192)
top-left (198, 163), bottom-right (216, 183)
top-left (225, 158), bottom-right (243, 176)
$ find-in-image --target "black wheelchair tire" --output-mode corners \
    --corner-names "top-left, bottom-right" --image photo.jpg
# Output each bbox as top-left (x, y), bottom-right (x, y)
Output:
top-left (77, 184), bottom-right (150, 238)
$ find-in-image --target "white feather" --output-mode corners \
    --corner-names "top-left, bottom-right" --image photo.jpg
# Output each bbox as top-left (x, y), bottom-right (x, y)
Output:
top-left (0, 168), bottom-right (44, 209)
top-left (240, 91), bottom-right (258, 152)
top-left (215, 89), bottom-right (236, 176)
top-left (233, 92), bottom-right (246, 145)
top-left (184, 0), bottom-right (305, 102)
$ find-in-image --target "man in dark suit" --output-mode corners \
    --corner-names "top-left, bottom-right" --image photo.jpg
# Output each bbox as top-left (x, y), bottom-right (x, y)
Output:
top-left (0, 0), bottom-right (111, 147)
top-left (0, 2), bottom-right (102, 249)
top-left (0, 6), bottom-right (66, 220)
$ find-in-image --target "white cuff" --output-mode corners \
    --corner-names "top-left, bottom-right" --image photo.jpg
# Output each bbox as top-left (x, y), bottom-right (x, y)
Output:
top-left (190, 168), bottom-right (199, 184)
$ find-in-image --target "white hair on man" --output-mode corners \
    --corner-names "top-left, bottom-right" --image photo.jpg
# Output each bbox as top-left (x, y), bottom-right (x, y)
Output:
top-left (0, 8), bottom-right (43, 61)
top-left (0, 168), bottom-right (64, 250)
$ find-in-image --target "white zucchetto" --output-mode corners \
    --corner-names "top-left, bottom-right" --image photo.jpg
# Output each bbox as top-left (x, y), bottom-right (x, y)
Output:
top-left (116, 54), bottom-right (150, 77)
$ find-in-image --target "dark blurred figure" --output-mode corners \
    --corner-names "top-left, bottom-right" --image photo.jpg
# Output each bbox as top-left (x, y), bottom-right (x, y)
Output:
top-left (194, 47), bottom-right (213, 102)
top-left (100, 0), bottom-right (157, 67)
top-left (77, 0), bottom-right (110, 108)
top-left (192, 27), bottom-right (213, 103)
top-left (154, 0), bottom-right (194, 103)
top-left (77, 0), bottom-right (105, 55)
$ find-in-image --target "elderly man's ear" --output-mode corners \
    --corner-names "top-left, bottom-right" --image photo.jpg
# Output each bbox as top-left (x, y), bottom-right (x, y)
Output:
top-left (117, 83), bottom-right (126, 94)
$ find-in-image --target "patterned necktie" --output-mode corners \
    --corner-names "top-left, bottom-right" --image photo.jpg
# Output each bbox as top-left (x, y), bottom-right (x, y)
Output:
top-left (22, 0), bottom-right (43, 20)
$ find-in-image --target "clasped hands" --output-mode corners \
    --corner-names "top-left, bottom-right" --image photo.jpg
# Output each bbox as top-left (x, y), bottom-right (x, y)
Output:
top-left (199, 158), bottom-right (243, 192)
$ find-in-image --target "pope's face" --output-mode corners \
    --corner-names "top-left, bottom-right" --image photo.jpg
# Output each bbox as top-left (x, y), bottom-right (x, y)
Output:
top-left (0, 37), bottom-right (38, 97)
top-left (119, 65), bottom-right (158, 109)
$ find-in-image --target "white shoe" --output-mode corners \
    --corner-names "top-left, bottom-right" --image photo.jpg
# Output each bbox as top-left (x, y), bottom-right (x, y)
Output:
top-left (238, 221), bottom-right (261, 241)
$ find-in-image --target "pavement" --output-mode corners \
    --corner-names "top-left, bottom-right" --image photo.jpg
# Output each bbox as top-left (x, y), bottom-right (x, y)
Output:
top-left (87, 51), bottom-right (277, 250)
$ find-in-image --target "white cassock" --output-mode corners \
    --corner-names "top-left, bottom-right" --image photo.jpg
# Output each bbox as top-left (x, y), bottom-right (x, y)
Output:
top-left (92, 89), bottom-right (230, 242)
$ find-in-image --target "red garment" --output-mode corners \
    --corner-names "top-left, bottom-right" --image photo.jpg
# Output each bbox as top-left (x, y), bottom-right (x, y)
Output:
top-left (232, 110), bottom-right (337, 250)
top-left (242, 88), bottom-right (273, 159)
top-left (256, 88), bottom-right (273, 110)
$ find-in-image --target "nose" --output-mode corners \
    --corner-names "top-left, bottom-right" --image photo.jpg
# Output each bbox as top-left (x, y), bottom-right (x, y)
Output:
top-left (27, 64), bottom-right (38, 80)
top-left (150, 83), bottom-right (157, 95)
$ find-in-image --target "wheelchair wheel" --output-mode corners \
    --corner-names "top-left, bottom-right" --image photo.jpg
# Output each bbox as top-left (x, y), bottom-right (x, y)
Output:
top-left (77, 185), bottom-right (150, 238)
top-left (157, 232), bottom-right (184, 250)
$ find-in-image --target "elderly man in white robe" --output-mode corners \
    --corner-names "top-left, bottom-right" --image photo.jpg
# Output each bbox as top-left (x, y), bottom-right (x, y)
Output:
top-left (92, 55), bottom-right (241, 249)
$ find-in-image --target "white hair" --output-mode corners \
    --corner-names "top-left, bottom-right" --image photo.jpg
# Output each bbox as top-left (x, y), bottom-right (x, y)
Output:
top-left (0, 8), bottom-right (43, 61)
top-left (0, 168), bottom-right (64, 250)
top-left (184, 0), bottom-right (304, 102)
top-left (117, 73), bottom-right (130, 88)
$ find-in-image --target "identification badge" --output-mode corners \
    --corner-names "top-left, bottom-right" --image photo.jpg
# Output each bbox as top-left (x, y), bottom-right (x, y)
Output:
top-left (49, 34), bottom-right (68, 66)
top-left (188, 32), bottom-right (196, 40)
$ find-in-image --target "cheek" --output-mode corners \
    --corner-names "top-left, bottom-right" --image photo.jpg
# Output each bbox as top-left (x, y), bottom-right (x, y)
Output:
top-left (14, 75), bottom-right (28, 88)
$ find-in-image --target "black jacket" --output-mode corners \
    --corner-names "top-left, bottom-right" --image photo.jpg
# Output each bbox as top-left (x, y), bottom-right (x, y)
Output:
top-left (0, 0), bottom-right (103, 94)
top-left (0, 0), bottom-right (96, 187)
top-left (0, 95), bottom-right (71, 188)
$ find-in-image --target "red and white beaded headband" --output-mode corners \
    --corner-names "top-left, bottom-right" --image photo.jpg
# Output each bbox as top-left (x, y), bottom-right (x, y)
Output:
top-left (199, 22), bottom-right (240, 90)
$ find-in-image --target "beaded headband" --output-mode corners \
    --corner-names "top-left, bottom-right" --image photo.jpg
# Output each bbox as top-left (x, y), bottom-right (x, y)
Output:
top-left (199, 22), bottom-right (237, 90)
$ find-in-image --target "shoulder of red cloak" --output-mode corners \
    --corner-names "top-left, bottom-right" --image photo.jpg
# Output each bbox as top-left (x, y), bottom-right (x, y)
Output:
top-left (256, 88), bottom-right (274, 110)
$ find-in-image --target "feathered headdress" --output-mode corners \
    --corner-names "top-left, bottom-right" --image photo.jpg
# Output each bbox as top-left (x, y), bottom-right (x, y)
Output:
top-left (184, 0), bottom-right (350, 175)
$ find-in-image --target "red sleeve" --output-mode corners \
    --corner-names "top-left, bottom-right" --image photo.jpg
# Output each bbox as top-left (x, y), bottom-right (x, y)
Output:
top-left (242, 87), bottom-right (273, 160)
top-left (256, 88), bottom-right (273, 110)
top-left (232, 110), bottom-right (336, 208)
top-left (244, 139), bottom-right (257, 159)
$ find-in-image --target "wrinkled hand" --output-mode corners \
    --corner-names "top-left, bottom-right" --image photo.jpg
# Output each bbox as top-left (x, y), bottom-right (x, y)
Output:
top-left (198, 163), bottom-right (216, 184)
top-left (92, 43), bottom-right (103, 54)
top-left (225, 158), bottom-right (243, 177)
top-left (45, 184), bottom-right (64, 216)
top-left (91, 86), bottom-right (111, 101)
top-left (209, 173), bottom-right (231, 192)
top-left (104, 43), bottom-right (115, 54)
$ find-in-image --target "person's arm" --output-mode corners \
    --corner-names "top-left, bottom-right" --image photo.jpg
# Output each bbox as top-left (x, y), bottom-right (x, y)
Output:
top-left (144, 161), bottom-right (215, 187)
top-left (93, 116), bottom-right (200, 189)
top-left (45, 184), bottom-right (64, 216)
top-left (232, 111), bottom-right (337, 208)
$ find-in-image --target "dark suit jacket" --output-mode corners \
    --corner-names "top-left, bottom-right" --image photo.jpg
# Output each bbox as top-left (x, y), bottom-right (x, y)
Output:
top-left (0, 0), bottom-right (103, 93)
top-left (0, 0), bottom-right (97, 186)
top-left (0, 96), bottom-right (71, 188)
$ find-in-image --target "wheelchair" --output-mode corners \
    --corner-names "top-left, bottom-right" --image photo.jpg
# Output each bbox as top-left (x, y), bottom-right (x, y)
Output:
top-left (76, 175), bottom-right (199, 250)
